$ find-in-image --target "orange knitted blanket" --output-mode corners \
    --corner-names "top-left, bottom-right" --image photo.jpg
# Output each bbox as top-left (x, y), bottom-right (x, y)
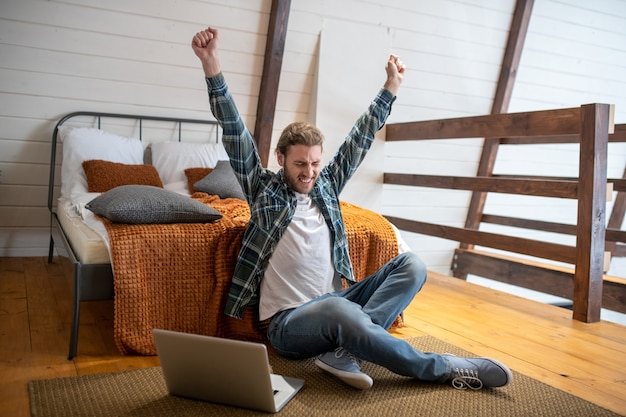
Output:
top-left (103, 194), bottom-right (399, 355)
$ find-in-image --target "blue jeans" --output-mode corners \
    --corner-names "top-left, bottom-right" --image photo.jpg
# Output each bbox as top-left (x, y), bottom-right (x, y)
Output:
top-left (267, 252), bottom-right (450, 382)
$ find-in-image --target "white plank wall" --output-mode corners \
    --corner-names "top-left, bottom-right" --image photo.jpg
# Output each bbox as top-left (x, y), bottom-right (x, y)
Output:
top-left (1, 0), bottom-right (626, 302)
top-left (0, 0), bottom-right (271, 256)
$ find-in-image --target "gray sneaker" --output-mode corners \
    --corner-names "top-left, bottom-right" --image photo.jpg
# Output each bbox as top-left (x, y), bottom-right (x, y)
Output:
top-left (315, 347), bottom-right (373, 390)
top-left (443, 354), bottom-right (513, 390)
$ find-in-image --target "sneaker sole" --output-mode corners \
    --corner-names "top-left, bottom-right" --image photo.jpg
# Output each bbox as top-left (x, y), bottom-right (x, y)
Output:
top-left (315, 358), bottom-right (374, 390)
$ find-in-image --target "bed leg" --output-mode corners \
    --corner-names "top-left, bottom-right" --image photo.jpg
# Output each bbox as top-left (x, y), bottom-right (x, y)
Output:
top-left (68, 308), bottom-right (80, 360)
top-left (68, 265), bottom-right (81, 360)
top-left (48, 235), bottom-right (55, 264)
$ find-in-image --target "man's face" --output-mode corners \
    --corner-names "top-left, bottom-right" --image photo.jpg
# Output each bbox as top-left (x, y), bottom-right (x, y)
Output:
top-left (277, 144), bottom-right (322, 194)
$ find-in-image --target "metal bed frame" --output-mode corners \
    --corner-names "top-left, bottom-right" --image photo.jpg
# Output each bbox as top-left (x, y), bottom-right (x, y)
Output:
top-left (47, 111), bottom-right (220, 359)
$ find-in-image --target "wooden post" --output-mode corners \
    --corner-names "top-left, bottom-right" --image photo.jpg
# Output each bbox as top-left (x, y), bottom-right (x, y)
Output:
top-left (254, 0), bottom-right (291, 167)
top-left (458, 0), bottom-right (534, 266)
top-left (574, 103), bottom-right (610, 323)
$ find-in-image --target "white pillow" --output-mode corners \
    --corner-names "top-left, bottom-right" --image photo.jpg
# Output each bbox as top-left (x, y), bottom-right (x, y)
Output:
top-left (163, 180), bottom-right (191, 196)
top-left (151, 141), bottom-right (229, 187)
top-left (58, 126), bottom-right (145, 203)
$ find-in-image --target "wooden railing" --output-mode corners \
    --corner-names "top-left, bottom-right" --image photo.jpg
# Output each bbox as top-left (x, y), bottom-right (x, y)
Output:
top-left (384, 103), bottom-right (626, 323)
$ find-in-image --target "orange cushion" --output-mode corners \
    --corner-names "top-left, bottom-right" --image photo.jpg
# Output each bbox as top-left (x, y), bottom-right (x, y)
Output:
top-left (184, 167), bottom-right (213, 193)
top-left (82, 160), bottom-right (163, 193)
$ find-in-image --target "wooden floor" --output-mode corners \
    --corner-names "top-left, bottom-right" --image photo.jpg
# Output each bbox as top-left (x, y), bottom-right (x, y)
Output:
top-left (2, 256), bottom-right (626, 416)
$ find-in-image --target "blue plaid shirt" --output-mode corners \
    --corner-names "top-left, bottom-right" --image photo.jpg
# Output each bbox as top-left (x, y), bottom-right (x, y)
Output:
top-left (206, 73), bottom-right (396, 319)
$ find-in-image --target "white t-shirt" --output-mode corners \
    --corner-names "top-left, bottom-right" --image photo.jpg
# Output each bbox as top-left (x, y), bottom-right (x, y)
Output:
top-left (259, 192), bottom-right (341, 320)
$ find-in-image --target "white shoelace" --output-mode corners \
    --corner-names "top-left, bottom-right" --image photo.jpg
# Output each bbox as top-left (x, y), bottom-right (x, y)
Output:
top-left (334, 347), bottom-right (362, 369)
top-left (451, 367), bottom-right (484, 390)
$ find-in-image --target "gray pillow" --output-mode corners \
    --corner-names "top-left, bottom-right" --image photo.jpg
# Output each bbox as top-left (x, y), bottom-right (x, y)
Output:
top-left (193, 160), bottom-right (246, 200)
top-left (85, 185), bottom-right (223, 224)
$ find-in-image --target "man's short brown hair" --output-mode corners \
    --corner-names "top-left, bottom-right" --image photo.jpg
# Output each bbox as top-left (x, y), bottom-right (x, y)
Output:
top-left (275, 122), bottom-right (324, 156)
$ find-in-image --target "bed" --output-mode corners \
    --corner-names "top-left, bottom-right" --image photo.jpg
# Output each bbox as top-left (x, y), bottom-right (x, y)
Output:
top-left (47, 112), bottom-right (405, 359)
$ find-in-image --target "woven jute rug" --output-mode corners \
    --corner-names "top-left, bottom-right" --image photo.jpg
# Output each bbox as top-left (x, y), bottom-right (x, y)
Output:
top-left (29, 336), bottom-right (621, 417)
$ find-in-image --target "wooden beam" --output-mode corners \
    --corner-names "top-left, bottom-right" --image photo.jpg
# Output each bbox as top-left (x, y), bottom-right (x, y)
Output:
top-left (573, 103), bottom-right (610, 323)
top-left (606, 228), bottom-right (626, 244)
top-left (501, 126), bottom-right (626, 144)
top-left (452, 249), bottom-right (626, 314)
top-left (481, 214), bottom-right (578, 235)
top-left (452, 249), bottom-right (575, 300)
top-left (492, 0), bottom-right (535, 114)
top-left (472, 215), bottom-right (626, 245)
top-left (603, 275), bottom-right (626, 313)
top-left (386, 107), bottom-right (581, 141)
top-left (612, 178), bottom-right (626, 192)
top-left (383, 215), bottom-right (576, 264)
top-left (383, 173), bottom-right (578, 198)
top-left (611, 124), bottom-right (626, 142)
top-left (461, 0), bottom-right (534, 256)
top-left (253, 0), bottom-right (291, 167)
top-left (501, 134), bottom-right (580, 144)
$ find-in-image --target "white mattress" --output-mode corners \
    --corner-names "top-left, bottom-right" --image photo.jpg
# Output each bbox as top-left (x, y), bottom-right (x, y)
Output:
top-left (56, 198), bottom-right (111, 264)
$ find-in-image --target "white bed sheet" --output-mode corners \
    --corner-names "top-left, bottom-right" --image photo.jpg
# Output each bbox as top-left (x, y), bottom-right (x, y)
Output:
top-left (57, 197), bottom-right (111, 264)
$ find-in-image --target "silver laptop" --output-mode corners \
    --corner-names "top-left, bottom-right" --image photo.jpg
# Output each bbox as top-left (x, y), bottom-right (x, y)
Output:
top-left (153, 329), bottom-right (304, 413)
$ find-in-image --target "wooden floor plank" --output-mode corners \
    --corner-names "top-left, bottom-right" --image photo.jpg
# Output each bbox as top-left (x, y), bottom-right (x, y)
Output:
top-left (1, 257), bottom-right (625, 416)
